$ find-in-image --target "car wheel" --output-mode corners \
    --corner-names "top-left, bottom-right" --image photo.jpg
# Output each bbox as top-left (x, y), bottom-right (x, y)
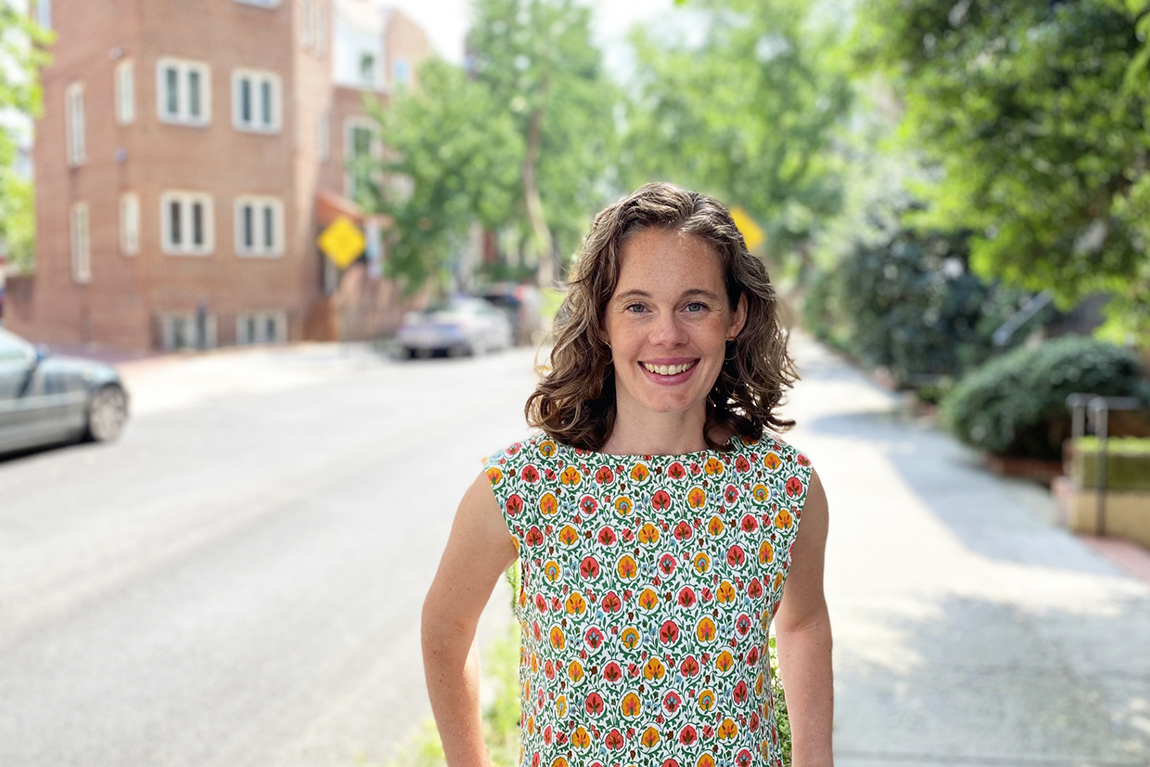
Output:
top-left (85, 384), bottom-right (128, 443)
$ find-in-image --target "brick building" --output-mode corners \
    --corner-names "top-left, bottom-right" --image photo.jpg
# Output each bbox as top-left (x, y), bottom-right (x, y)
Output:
top-left (7, 0), bottom-right (430, 350)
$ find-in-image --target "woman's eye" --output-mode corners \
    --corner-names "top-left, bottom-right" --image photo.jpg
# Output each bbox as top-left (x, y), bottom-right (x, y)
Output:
top-left (684, 302), bottom-right (707, 313)
top-left (625, 304), bottom-right (647, 314)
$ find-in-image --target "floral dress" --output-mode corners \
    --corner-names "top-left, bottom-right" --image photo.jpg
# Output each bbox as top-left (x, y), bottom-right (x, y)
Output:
top-left (483, 433), bottom-right (815, 767)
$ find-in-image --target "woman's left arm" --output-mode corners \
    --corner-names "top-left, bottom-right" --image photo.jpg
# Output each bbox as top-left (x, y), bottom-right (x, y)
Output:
top-left (774, 467), bottom-right (833, 766)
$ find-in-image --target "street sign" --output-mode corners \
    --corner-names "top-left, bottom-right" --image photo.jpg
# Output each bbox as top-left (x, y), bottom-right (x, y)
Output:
top-left (318, 216), bottom-right (366, 269)
top-left (730, 207), bottom-right (765, 251)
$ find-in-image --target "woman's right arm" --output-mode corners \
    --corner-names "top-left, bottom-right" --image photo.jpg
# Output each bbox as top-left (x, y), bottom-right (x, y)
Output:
top-left (421, 469), bottom-right (519, 767)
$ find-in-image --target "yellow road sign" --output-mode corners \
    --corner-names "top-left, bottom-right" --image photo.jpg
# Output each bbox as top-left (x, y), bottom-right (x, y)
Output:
top-left (730, 207), bottom-right (765, 251)
top-left (318, 216), bottom-right (366, 269)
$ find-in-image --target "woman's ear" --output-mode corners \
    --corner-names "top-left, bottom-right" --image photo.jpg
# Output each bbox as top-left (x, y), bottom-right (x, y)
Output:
top-left (729, 293), bottom-right (748, 338)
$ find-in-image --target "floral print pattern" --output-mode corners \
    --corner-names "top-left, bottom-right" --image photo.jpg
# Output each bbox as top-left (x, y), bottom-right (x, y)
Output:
top-left (484, 434), bottom-right (815, 767)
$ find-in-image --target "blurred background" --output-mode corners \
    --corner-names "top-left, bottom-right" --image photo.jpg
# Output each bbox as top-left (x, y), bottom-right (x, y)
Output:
top-left (1, 0), bottom-right (1149, 765)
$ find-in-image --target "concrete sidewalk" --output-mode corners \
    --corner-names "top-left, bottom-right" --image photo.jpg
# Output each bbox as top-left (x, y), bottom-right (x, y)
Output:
top-left (784, 334), bottom-right (1150, 766)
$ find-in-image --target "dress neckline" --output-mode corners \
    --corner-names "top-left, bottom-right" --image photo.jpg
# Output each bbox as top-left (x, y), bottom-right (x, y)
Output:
top-left (554, 433), bottom-right (741, 463)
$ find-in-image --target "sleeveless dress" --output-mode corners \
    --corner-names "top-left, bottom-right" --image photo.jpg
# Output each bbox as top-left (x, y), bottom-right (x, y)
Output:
top-left (483, 432), bottom-right (815, 767)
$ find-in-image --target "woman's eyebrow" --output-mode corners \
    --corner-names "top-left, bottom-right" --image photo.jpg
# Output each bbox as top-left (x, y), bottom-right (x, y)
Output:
top-left (613, 288), bottom-right (722, 302)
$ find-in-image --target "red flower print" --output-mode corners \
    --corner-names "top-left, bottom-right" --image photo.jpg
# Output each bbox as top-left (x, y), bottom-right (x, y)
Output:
top-left (732, 680), bottom-right (749, 704)
top-left (736, 748), bottom-right (753, 767)
top-left (596, 526), bottom-right (617, 546)
top-left (726, 544), bottom-right (746, 568)
top-left (673, 520), bottom-right (692, 540)
top-left (531, 751), bottom-right (541, 767)
top-left (580, 495), bottom-right (599, 516)
top-left (520, 465), bottom-right (539, 483)
top-left (663, 691), bottom-right (682, 713)
top-left (543, 725), bottom-right (553, 745)
top-left (651, 489), bottom-right (672, 511)
top-left (621, 527), bottom-right (635, 542)
top-left (601, 591), bottom-right (622, 613)
top-left (659, 620), bottom-right (680, 644)
top-left (662, 760), bottom-right (682, 767)
top-left (680, 655), bottom-right (699, 676)
top-left (505, 494), bottom-right (524, 516)
top-left (658, 553), bottom-right (676, 576)
top-left (584, 626), bottom-right (604, 649)
top-left (603, 661), bottom-right (623, 682)
top-left (735, 455), bottom-right (751, 473)
top-left (543, 468), bottom-right (556, 482)
top-left (798, 453), bottom-right (811, 467)
top-left (534, 594), bottom-right (547, 613)
top-left (745, 646), bottom-right (760, 666)
top-left (580, 556), bottom-right (601, 579)
top-left (595, 466), bottom-right (614, 484)
top-left (689, 462), bottom-right (701, 475)
top-left (525, 526), bottom-right (544, 546)
top-left (679, 725), bottom-right (698, 745)
top-left (585, 692), bottom-right (605, 716)
top-left (701, 586), bottom-right (713, 602)
top-left (667, 462), bottom-right (687, 480)
top-left (739, 513), bottom-right (757, 533)
top-left (544, 659), bottom-right (555, 679)
top-left (677, 586), bottom-right (696, 608)
top-left (724, 485), bottom-right (740, 505)
top-left (604, 728), bottom-right (624, 749)
top-left (702, 725), bottom-right (714, 740)
top-left (785, 476), bottom-right (804, 498)
top-left (749, 711), bottom-right (760, 732)
top-left (735, 613), bottom-right (752, 636)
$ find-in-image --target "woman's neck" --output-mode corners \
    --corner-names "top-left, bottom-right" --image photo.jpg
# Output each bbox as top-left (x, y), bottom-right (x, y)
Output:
top-left (600, 406), bottom-right (713, 456)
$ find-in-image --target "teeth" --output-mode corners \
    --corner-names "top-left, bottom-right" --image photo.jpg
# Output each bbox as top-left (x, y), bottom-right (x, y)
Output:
top-left (643, 361), bottom-right (695, 376)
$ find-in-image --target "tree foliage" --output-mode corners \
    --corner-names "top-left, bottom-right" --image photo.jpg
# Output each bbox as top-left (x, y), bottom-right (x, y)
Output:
top-left (853, 0), bottom-right (1150, 339)
top-left (624, 0), bottom-right (852, 263)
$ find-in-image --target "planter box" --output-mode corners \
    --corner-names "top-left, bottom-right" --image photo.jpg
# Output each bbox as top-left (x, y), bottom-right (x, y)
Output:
top-left (1069, 444), bottom-right (1150, 492)
top-left (1057, 478), bottom-right (1150, 550)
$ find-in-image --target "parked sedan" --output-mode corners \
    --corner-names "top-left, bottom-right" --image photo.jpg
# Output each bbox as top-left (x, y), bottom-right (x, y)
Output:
top-left (397, 296), bottom-right (514, 358)
top-left (0, 327), bottom-right (129, 455)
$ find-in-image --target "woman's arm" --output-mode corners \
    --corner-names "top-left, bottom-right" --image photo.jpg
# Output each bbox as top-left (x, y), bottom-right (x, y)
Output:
top-left (421, 470), bottom-right (519, 767)
top-left (774, 467), bottom-right (834, 767)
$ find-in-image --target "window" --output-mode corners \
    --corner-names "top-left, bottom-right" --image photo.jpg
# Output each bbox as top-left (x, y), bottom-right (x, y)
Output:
top-left (160, 312), bottom-right (217, 350)
top-left (315, 5), bottom-right (328, 55)
top-left (71, 202), bottom-right (91, 283)
top-left (317, 111), bottom-right (330, 161)
top-left (66, 82), bottom-right (85, 166)
top-left (359, 53), bottom-right (376, 86)
top-left (232, 70), bottom-right (281, 133)
top-left (236, 311), bottom-right (287, 345)
top-left (161, 192), bottom-right (214, 256)
top-left (300, 0), bottom-right (312, 48)
top-left (36, 0), bottom-right (51, 30)
top-left (234, 196), bottom-right (284, 257)
top-left (120, 194), bottom-right (140, 256)
top-left (345, 119), bottom-right (379, 199)
top-left (393, 59), bottom-right (410, 87)
top-left (115, 60), bottom-right (135, 125)
top-left (157, 58), bottom-right (211, 126)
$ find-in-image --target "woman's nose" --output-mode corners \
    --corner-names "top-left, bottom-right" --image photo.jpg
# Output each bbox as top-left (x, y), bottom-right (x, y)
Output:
top-left (649, 312), bottom-right (688, 346)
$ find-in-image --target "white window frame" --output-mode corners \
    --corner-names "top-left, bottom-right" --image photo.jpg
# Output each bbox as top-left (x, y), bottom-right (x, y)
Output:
top-left (315, 5), bottom-right (328, 55)
top-left (232, 69), bottom-right (282, 133)
top-left (120, 193), bottom-right (140, 256)
top-left (65, 82), bottom-right (85, 166)
top-left (233, 196), bottom-right (284, 257)
top-left (317, 111), bottom-right (330, 161)
top-left (36, 0), bottom-right (51, 30)
top-left (300, 0), bottom-right (312, 48)
top-left (236, 310), bottom-right (288, 345)
top-left (115, 59), bottom-right (135, 125)
top-left (160, 312), bottom-right (217, 350)
top-left (160, 191), bottom-right (215, 256)
top-left (344, 117), bottom-right (381, 199)
top-left (156, 58), bottom-right (211, 127)
top-left (71, 202), bottom-right (91, 283)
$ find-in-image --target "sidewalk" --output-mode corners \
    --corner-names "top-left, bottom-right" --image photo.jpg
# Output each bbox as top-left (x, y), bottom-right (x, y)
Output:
top-left (785, 333), bottom-right (1150, 766)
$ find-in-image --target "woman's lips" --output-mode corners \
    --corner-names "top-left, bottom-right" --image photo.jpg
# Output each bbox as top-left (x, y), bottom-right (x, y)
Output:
top-left (638, 359), bottom-right (699, 384)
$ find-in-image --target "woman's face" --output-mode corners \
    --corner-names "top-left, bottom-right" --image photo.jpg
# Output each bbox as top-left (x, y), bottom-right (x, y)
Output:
top-left (604, 228), bottom-right (747, 424)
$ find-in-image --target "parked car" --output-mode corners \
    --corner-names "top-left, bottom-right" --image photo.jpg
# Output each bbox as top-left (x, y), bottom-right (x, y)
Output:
top-left (0, 328), bottom-right (129, 455)
top-left (475, 283), bottom-right (544, 345)
top-left (397, 296), bottom-right (514, 358)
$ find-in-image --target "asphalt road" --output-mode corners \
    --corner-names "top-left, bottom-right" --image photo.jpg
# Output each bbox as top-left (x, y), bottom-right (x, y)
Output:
top-left (0, 345), bottom-right (536, 767)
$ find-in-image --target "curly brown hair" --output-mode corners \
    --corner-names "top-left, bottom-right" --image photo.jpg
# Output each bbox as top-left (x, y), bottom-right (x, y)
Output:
top-left (526, 182), bottom-right (798, 451)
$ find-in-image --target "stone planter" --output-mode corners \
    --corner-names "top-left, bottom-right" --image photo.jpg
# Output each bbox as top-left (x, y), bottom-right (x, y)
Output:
top-left (1054, 477), bottom-right (1150, 549)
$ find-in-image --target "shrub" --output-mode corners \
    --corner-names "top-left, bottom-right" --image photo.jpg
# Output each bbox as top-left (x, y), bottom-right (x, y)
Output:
top-left (940, 336), bottom-right (1150, 459)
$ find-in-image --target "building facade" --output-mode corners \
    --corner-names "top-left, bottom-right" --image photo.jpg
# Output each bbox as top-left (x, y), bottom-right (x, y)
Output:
top-left (7, 0), bottom-right (429, 350)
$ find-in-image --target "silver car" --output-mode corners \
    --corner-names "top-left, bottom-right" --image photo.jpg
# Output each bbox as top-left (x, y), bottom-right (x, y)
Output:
top-left (397, 296), bottom-right (514, 358)
top-left (0, 327), bottom-right (129, 455)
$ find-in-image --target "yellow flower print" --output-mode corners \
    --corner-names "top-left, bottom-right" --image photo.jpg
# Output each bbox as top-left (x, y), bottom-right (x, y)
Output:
top-left (707, 515), bottom-right (725, 536)
top-left (555, 695), bottom-right (568, 718)
top-left (551, 759), bottom-right (568, 767)
top-left (630, 462), bottom-right (650, 482)
top-left (539, 492), bottom-right (558, 516)
top-left (774, 572), bottom-right (784, 590)
top-left (543, 560), bottom-right (561, 582)
top-left (697, 688), bottom-right (716, 712)
top-left (764, 452), bottom-right (781, 471)
top-left (693, 552), bottom-right (711, 574)
top-left (485, 466), bottom-right (503, 485)
top-left (565, 592), bottom-right (587, 615)
top-left (638, 588), bottom-right (659, 610)
top-left (558, 525), bottom-right (579, 545)
top-left (717, 718), bottom-right (738, 740)
top-left (539, 440), bottom-right (557, 457)
top-left (703, 456), bottom-right (724, 475)
top-left (617, 554), bottom-right (638, 579)
top-left (637, 522), bottom-right (660, 544)
top-left (687, 486), bottom-right (707, 509)
top-left (715, 650), bottom-right (735, 673)
top-left (696, 617), bottom-right (717, 642)
top-left (571, 726), bottom-right (591, 748)
top-left (549, 626), bottom-right (566, 650)
top-left (697, 756), bottom-right (716, 767)
top-left (614, 496), bottom-right (633, 516)
top-left (568, 660), bottom-right (584, 682)
top-left (640, 726), bottom-right (660, 748)
top-left (643, 657), bottom-right (666, 680)
top-left (530, 651), bottom-right (539, 674)
top-left (559, 466), bottom-right (581, 486)
top-left (758, 540), bottom-right (775, 564)
top-left (620, 626), bottom-right (641, 650)
top-left (526, 715), bottom-right (535, 735)
top-left (755, 672), bottom-right (765, 696)
top-left (620, 692), bottom-right (641, 718)
top-left (716, 581), bottom-right (736, 603)
top-left (775, 508), bottom-right (793, 529)
top-left (752, 483), bottom-right (769, 502)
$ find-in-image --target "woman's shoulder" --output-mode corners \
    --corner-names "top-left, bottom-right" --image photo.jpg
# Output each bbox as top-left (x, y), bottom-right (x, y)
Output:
top-left (735, 430), bottom-right (815, 473)
top-left (483, 432), bottom-right (565, 471)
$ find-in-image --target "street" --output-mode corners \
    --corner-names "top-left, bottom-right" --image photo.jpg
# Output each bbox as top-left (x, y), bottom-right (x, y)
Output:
top-left (0, 346), bottom-right (531, 767)
top-left (2, 336), bottom-right (1148, 767)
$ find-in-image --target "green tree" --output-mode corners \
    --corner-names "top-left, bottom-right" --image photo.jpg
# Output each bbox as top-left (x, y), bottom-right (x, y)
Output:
top-left (626, 0), bottom-right (852, 268)
top-left (853, 0), bottom-right (1150, 340)
top-left (0, 5), bottom-right (49, 273)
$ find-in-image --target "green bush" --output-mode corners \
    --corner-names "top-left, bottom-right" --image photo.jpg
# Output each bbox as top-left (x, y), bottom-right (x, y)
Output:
top-left (940, 337), bottom-right (1150, 460)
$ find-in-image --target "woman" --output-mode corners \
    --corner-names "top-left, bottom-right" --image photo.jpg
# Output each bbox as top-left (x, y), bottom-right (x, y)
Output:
top-left (422, 182), bottom-right (833, 767)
